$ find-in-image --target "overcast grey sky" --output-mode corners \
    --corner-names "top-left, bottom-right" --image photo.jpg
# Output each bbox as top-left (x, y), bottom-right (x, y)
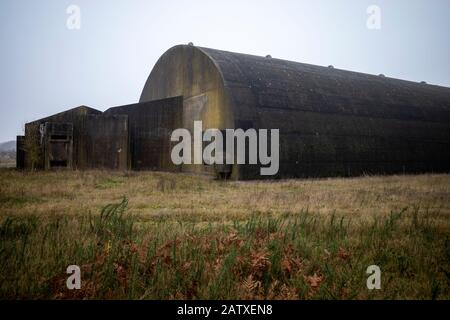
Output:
top-left (0, 0), bottom-right (449, 142)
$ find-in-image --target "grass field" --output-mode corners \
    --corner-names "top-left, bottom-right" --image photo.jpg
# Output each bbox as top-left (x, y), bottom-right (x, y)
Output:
top-left (0, 169), bottom-right (449, 299)
top-left (0, 155), bottom-right (15, 168)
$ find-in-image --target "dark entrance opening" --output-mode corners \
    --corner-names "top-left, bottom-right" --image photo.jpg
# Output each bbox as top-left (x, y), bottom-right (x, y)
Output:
top-left (50, 135), bottom-right (68, 140)
top-left (50, 160), bottom-right (68, 168)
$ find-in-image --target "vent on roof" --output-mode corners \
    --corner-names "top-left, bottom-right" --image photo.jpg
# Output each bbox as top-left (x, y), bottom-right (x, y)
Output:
top-left (328, 65), bottom-right (334, 69)
top-left (265, 54), bottom-right (272, 58)
top-left (188, 42), bottom-right (194, 46)
top-left (420, 81), bottom-right (427, 84)
top-left (379, 74), bottom-right (385, 77)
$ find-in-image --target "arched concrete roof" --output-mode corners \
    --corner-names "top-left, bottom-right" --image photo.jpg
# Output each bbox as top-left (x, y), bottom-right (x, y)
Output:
top-left (140, 45), bottom-right (450, 178)
top-left (197, 46), bottom-right (450, 123)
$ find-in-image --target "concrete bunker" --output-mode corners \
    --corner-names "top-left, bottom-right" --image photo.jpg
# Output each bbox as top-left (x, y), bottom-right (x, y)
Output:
top-left (17, 45), bottom-right (450, 179)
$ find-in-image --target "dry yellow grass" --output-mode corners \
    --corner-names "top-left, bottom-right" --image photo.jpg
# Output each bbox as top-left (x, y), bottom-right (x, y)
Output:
top-left (1, 169), bottom-right (449, 223)
top-left (1, 169), bottom-right (449, 299)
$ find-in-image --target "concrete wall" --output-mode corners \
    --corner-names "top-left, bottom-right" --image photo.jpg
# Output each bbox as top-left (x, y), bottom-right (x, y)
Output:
top-left (139, 45), bottom-right (235, 177)
top-left (18, 46), bottom-right (450, 179)
top-left (203, 46), bottom-right (450, 179)
top-left (105, 97), bottom-right (183, 171)
top-left (83, 114), bottom-right (129, 170)
top-left (20, 106), bottom-right (129, 170)
top-left (42, 122), bottom-right (74, 170)
top-left (140, 45), bottom-right (450, 179)
top-left (23, 106), bottom-right (102, 170)
top-left (16, 136), bottom-right (25, 169)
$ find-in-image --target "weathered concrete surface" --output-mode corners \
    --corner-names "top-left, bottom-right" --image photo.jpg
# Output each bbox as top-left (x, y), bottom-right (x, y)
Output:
top-left (18, 45), bottom-right (450, 179)
top-left (20, 106), bottom-right (129, 170)
top-left (84, 114), bottom-right (129, 170)
top-left (140, 45), bottom-right (450, 179)
top-left (42, 122), bottom-right (73, 170)
top-left (105, 96), bottom-right (183, 171)
top-left (139, 46), bottom-right (235, 177)
top-left (16, 136), bottom-right (25, 169)
top-left (23, 106), bottom-right (102, 169)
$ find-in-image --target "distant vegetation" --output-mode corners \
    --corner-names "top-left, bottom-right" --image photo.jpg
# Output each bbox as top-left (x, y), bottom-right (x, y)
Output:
top-left (0, 140), bottom-right (16, 152)
top-left (0, 170), bottom-right (449, 299)
top-left (0, 140), bottom-right (16, 168)
top-left (0, 151), bottom-right (15, 168)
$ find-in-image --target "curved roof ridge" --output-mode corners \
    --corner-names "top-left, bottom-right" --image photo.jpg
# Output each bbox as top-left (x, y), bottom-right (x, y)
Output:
top-left (196, 46), bottom-right (450, 90)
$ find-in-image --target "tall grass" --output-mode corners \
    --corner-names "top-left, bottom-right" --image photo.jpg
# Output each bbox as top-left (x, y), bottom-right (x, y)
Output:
top-left (0, 197), bottom-right (448, 299)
